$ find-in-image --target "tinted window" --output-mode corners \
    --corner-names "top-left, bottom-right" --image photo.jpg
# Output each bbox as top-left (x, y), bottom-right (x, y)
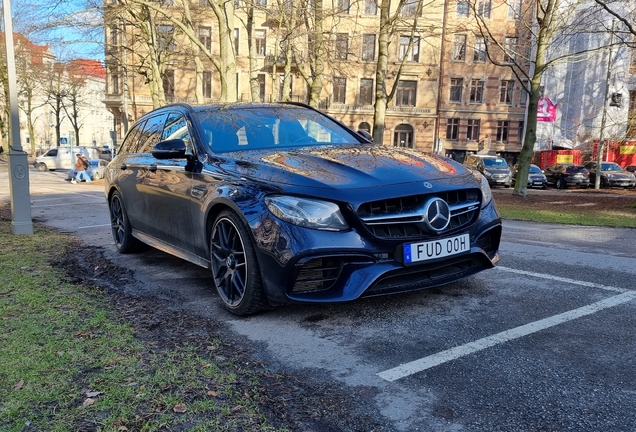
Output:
top-left (162, 113), bottom-right (191, 146)
top-left (137, 114), bottom-right (168, 153)
top-left (529, 165), bottom-right (542, 173)
top-left (565, 165), bottom-right (586, 173)
top-left (119, 121), bottom-right (146, 155)
top-left (195, 106), bottom-right (362, 153)
top-left (482, 158), bottom-right (509, 169)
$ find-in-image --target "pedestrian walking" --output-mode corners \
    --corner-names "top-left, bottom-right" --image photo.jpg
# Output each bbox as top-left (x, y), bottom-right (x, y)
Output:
top-left (72, 154), bottom-right (92, 184)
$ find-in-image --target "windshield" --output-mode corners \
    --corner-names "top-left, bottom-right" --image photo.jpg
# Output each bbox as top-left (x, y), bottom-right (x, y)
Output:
top-left (195, 105), bottom-right (363, 153)
top-left (601, 163), bottom-right (623, 171)
top-left (529, 165), bottom-right (542, 173)
top-left (482, 158), bottom-right (509, 169)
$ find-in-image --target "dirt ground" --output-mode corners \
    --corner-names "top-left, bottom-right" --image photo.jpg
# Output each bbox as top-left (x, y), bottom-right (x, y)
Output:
top-left (492, 187), bottom-right (636, 214)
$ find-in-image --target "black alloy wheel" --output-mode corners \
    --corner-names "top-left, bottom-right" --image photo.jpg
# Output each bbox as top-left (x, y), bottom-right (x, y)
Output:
top-left (109, 191), bottom-right (140, 253)
top-left (210, 211), bottom-right (267, 316)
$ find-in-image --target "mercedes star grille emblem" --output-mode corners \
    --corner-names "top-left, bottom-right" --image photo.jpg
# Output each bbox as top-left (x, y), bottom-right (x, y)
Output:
top-left (424, 197), bottom-right (451, 232)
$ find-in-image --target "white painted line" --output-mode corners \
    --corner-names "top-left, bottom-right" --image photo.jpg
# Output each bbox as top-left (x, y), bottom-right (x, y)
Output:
top-left (378, 290), bottom-right (636, 382)
top-left (496, 266), bottom-right (627, 293)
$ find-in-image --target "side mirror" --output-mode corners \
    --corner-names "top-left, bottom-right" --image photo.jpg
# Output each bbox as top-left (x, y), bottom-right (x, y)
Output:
top-left (152, 139), bottom-right (187, 159)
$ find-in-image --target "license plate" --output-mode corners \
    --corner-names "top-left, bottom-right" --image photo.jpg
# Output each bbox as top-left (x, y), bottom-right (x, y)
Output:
top-left (403, 234), bottom-right (470, 264)
top-left (533, 181), bottom-right (543, 185)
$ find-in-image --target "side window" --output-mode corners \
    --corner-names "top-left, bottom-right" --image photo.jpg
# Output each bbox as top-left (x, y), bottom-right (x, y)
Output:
top-left (119, 121), bottom-right (146, 155)
top-left (162, 113), bottom-right (191, 147)
top-left (137, 114), bottom-right (168, 153)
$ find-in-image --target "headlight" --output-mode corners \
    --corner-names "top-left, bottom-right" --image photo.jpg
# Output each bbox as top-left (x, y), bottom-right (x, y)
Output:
top-left (484, 170), bottom-right (493, 178)
top-left (265, 195), bottom-right (349, 231)
top-left (471, 171), bottom-right (493, 208)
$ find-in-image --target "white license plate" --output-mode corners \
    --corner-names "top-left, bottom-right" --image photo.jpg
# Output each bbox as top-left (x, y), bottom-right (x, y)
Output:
top-left (403, 234), bottom-right (470, 264)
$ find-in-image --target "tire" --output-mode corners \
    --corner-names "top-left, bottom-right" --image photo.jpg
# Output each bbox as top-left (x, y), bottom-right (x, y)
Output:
top-left (109, 191), bottom-right (141, 253)
top-left (556, 177), bottom-right (567, 189)
top-left (210, 210), bottom-right (267, 316)
top-left (37, 163), bottom-right (47, 172)
top-left (92, 171), bottom-right (101, 180)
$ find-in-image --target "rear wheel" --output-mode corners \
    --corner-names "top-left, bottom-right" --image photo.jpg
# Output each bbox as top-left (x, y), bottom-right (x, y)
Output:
top-left (109, 191), bottom-right (141, 253)
top-left (210, 211), bottom-right (267, 316)
top-left (92, 171), bottom-right (102, 180)
top-left (37, 163), bottom-right (47, 172)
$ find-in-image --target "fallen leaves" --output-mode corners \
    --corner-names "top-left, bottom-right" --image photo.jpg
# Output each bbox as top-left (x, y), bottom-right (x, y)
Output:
top-left (172, 402), bottom-right (187, 413)
top-left (13, 379), bottom-right (24, 391)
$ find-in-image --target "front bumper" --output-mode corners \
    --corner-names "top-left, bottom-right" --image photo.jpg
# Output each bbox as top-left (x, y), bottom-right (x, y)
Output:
top-left (250, 199), bottom-right (502, 305)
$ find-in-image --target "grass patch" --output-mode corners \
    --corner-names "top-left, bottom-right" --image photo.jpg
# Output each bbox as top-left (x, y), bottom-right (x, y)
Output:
top-left (0, 221), bottom-right (281, 431)
top-left (497, 204), bottom-right (636, 228)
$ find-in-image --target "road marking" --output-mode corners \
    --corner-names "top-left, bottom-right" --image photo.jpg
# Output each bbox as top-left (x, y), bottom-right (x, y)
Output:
top-left (77, 224), bottom-right (111, 229)
top-left (378, 291), bottom-right (636, 382)
top-left (496, 266), bottom-right (627, 293)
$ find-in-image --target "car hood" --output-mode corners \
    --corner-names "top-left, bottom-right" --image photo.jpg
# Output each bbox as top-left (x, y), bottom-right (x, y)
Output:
top-left (216, 145), bottom-right (472, 189)
top-left (484, 168), bottom-right (510, 175)
top-left (602, 171), bottom-right (633, 179)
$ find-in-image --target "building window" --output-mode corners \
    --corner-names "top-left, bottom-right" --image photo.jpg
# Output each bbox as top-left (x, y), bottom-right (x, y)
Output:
top-left (467, 119), bottom-right (480, 141)
top-left (457, 0), bottom-right (469, 16)
top-left (359, 122), bottom-right (371, 132)
top-left (111, 73), bottom-right (120, 94)
top-left (333, 77), bottom-right (346, 103)
top-left (496, 120), bottom-right (509, 143)
top-left (469, 79), bottom-right (484, 103)
top-left (254, 0), bottom-right (267, 4)
top-left (393, 124), bottom-right (414, 148)
top-left (452, 35), bottom-right (467, 61)
top-left (504, 37), bottom-right (518, 63)
top-left (359, 78), bottom-right (374, 105)
top-left (398, 36), bottom-right (420, 62)
top-left (508, 0), bottom-right (521, 18)
top-left (336, 0), bottom-right (350, 13)
top-left (234, 28), bottom-right (239, 54)
top-left (199, 26), bottom-right (211, 51)
top-left (401, 0), bottom-right (419, 17)
top-left (499, 80), bottom-right (514, 104)
top-left (396, 80), bottom-right (417, 106)
top-left (109, 26), bottom-right (119, 47)
top-left (258, 74), bottom-right (266, 102)
top-left (335, 33), bottom-right (349, 60)
top-left (362, 34), bottom-right (376, 61)
top-left (517, 121), bottom-right (524, 143)
top-left (450, 78), bottom-right (463, 103)
top-left (473, 36), bottom-right (486, 62)
top-left (446, 118), bottom-right (459, 140)
top-left (163, 70), bottom-right (175, 97)
top-left (477, 0), bottom-right (491, 17)
top-left (255, 30), bottom-right (266, 55)
top-left (520, 80), bottom-right (529, 105)
top-left (157, 25), bottom-right (175, 51)
top-left (364, 0), bottom-right (377, 14)
top-left (203, 71), bottom-right (212, 98)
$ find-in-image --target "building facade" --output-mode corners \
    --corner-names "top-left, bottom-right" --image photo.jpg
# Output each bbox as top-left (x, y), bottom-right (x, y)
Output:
top-left (103, 0), bottom-right (531, 163)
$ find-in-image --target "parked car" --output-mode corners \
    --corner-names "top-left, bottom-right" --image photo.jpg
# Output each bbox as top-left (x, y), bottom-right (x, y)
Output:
top-left (34, 146), bottom-right (98, 171)
top-left (583, 161), bottom-right (636, 188)
top-left (67, 159), bottom-right (109, 181)
top-left (463, 154), bottom-right (512, 188)
top-left (543, 163), bottom-right (590, 189)
top-left (104, 103), bottom-right (502, 316)
top-left (511, 163), bottom-right (547, 189)
top-left (625, 165), bottom-right (636, 174)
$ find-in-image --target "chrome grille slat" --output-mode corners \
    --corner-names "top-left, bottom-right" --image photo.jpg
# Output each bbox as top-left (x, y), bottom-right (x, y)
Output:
top-left (357, 189), bottom-right (481, 239)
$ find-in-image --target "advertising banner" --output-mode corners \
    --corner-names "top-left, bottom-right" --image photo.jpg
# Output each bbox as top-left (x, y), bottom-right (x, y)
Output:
top-left (537, 97), bottom-right (557, 122)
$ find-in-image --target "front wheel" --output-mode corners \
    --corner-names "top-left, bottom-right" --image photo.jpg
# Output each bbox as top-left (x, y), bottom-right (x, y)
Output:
top-left (556, 177), bottom-right (567, 189)
top-left (109, 191), bottom-right (141, 253)
top-left (210, 211), bottom-right (268, 316)
top-left (92, 171), bottom-right (101, 180)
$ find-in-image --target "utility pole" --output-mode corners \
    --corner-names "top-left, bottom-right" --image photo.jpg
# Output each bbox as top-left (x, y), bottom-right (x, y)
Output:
top-left (3, 0), bottom-right (34, 235)
top-left (594, 20), bottom-right (615, 190)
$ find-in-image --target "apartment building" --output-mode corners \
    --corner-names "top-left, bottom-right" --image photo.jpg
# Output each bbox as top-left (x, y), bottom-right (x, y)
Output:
top-left (103, 0), bottom-right (530, 162)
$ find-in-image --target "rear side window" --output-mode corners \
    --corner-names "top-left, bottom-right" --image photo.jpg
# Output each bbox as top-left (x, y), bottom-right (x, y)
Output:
top-left (566, 166), bottom-right (585, 173)
top-left (137, 114), bottom-right (168, 153)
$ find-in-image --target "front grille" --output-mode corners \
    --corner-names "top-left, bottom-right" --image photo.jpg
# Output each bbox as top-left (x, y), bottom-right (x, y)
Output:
top-left (357, 189), bottom-right (481, 239)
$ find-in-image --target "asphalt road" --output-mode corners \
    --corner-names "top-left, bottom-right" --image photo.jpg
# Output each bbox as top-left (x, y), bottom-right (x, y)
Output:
top-left (2, 159), bottom-right (636, 431)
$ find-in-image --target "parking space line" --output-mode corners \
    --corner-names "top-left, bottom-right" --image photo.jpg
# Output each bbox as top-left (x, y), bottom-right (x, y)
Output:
top-left (496, 266), bottom-right (627, 293)
top-left (378, 290), bottom-right (636, 382)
